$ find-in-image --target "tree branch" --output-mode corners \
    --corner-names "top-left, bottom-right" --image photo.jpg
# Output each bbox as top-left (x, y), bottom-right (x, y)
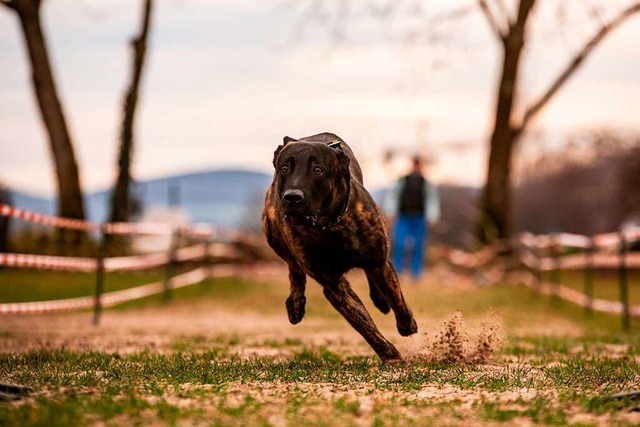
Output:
top-left (514, 0), bottom-right (536, 31)
top-left (0, 0), bottom-right (18, 10)
top-left (478, 0), bottom-right (507, 40)
top-left (1, 0), bottom-right (40, 12)
top-left (518, 2), bottom-right (640, 132)
top-left (495, 0), bottom-right (514, 28)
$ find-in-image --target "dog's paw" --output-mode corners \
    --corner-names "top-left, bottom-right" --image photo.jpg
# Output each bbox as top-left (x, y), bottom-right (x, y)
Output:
top-left (286, 294), bottom-right (306, 324)
top-left (397, 316), bottom-right (418, 337)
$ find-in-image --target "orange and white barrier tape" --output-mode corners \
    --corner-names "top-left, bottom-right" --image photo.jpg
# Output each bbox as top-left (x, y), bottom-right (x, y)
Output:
top-left (516, 228), bottom-right (640, 251)
top-left (184, 224), bottom-right (217, 239)
top-left (174, 244), bottom-right (207, 263)
top-left (0, 203), bottom-right (218, 238)
top-left (0, 252), bottom-right (96, 272)
top-left (518, 252), bottom-right (640, 271)
top-left (0, 203), bottom-right (98, 231)
top-left (592, 232), bottom-right (621, 249)
top-left (104, 252), bottom-right (170, 272)
top-left (444, 226), bottom-right (640, 272)
top-left (623, 227), bottom-right (640, 243)
top-left (0, 242), bottom-right (245, 273)
top-left (0, 295), bottom-right (95, 314)
top-left (515, 274), bottom-right (640, 318)
top-left (0, 251), bottom-right (171, 272)
top-left (556, 233), bottom-right (591, 249)
top-left (0, 263), bottom-right (285, 314)
top-left (104, 222), bottom-right (174, 236)
top-left (0, 267), bottom-right (211, 314)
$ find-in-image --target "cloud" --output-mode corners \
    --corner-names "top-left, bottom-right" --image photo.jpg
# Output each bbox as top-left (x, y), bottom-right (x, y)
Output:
top-left (1, 0), bottom-right (639, 196)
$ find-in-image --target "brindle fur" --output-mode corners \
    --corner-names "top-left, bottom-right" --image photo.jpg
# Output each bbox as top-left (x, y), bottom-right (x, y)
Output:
top-left (262, 132), bottom-right (417, 363)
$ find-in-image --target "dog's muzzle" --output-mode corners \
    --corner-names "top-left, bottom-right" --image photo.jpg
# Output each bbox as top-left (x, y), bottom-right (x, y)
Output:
top-left (282, 189), bottom-right (306, 223)
top-left (283, 189), bottom-right (305, 210)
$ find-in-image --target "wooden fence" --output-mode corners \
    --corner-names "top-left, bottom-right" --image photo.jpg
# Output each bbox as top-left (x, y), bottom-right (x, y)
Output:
top-left (439, 227), bottom-right (640, 330)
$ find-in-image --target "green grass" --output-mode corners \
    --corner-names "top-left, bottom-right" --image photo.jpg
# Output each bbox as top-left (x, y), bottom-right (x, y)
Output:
top-left (1, 347), bottom-right (639, 426)
top-left (546, 269), bottom-right (640, 305)
top-left (0, 269), bottom-right (165, 303)
top-left (480, 397), bottom-right (569, 425)
top-left (2, 265), bottom-right (638, 331)
top-left (2, 267), bottom-right (640, 425)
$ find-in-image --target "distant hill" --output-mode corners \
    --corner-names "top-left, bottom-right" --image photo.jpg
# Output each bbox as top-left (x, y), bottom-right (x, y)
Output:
top-left (7, 170), bottom-right (482, 247)
top-left (11, 192), bottom-right (55, 217)
top-left (9, 170), bottom-right (273, 230)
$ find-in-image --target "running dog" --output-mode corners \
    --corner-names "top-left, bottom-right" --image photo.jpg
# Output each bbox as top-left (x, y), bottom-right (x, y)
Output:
top-left (262, 132), bottom-right (417, 362)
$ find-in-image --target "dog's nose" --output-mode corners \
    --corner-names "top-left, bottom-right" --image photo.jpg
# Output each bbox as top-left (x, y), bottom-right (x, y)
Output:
top-left (283, 189), bottom-right (304, 205)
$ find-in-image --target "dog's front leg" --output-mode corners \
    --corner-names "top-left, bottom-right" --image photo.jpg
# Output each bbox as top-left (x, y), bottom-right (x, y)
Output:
top-left (365, 261), bottom-right (418, 337)
top-left (286, 264), bottom-right (307, 324)
top-left (322, 277), bottom-right (403, 363)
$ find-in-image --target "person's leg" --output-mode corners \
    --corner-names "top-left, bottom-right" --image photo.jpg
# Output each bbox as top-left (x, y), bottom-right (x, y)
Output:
top-left (410, 216), bottom-right (427, 279)
top-left (392, 215), bottom-right (409, 274)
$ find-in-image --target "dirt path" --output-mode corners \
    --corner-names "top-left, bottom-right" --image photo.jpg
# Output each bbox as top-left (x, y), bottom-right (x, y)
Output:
top-left (1, 265), bottom-right (581, 356)
top-left (2, 267), bottom-right (639, 426)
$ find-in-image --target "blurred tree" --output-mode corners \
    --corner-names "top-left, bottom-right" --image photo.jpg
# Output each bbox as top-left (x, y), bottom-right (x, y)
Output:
top-left (0, 0), bottom-right (85, 221)
top-left (476, 0), bottom-right (640, 244)
top-left (0, 184), bottom-right (11, 256)
top-left (618, 144), bottom-right (640, 224)
top-left (109, 0), bottom-right (153, 224)
top-left (512, 133), bottom-right (640, 235)
top-left (291, 1), bottom-right (640, 244)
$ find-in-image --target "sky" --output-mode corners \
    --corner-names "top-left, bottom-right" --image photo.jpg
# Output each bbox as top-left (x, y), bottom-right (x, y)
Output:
top-left (1, 0), bottom-right (639, 197)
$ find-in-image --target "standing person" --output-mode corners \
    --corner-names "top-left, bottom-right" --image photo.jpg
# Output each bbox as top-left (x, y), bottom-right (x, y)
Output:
top-left (386, 155), bottom-right (440, 280)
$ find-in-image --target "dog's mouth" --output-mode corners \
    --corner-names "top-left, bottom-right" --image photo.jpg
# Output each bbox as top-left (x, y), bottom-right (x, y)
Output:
top-left (284, 211), bottom-right (305, 225)
top-left (284, 209), bottom-right (321, 227)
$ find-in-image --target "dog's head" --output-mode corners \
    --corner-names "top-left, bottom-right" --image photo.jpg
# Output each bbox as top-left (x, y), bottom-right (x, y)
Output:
top-left (272, 136), bottom-right (350, 226)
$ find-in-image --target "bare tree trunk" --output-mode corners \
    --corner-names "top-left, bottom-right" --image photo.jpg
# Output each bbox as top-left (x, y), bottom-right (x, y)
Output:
top-left (476, 0), bottom-right (640, 244)
top-left (0, 184), bottom-right (11, 256)
top-left (2, 0), bottom-right (85, 220)
top-left (109, 0), bottom-right (153, 224)
top-left (477, 0), bottom-right (535, 244)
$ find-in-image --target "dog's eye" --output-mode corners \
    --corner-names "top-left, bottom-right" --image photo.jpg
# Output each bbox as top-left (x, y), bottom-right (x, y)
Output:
top-left (313, 166), bottom-right (324, 176)
top-left (280, 164), bottom-right (289, 174)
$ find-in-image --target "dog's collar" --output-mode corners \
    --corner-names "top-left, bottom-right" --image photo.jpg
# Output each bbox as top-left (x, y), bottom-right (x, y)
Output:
top-left (313, 176), bottom-right (350, 230)
top-left (320, 191), bottom-right (349, 230)
top-left (320, 138), bottom-right (349, 229)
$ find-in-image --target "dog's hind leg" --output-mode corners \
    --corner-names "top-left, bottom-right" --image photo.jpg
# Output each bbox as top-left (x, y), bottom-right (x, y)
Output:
top-left (365, 261), bottom-right (417, 337)
top-left (322, 277), bottom-right (402, 363)
top-left (365, 272), bottom-right (390, 314)
top-left (286, 263), bottom-right (307, 324)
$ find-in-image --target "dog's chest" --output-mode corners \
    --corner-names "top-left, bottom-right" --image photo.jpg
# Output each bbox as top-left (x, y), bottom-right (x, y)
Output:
top-left (287, 227), bottom-right (381, 275)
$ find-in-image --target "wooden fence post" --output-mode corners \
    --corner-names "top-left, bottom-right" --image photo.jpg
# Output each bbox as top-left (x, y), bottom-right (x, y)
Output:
top-left (533, 243), bottom-right (542, 296)
top-left (93, 224), bottom-right (107, 326)
top-left (203, 233), bottom-right (213, 280)
top-left (584, 237), bottom-right (594, 317)
top-left (619, 231), bottom-right (630, 331)
top-left (163, 227), bottom-right (180, 303)
top-left (550, 235), bottom-right (560, 305)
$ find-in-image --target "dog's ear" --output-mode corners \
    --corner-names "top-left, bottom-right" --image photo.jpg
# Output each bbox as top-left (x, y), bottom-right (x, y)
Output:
top-left (273, 136), bottom-right (298, 167)
top-left (329, 139), bottom-right (349, 174)
top-left (283, 136), bottom-right (297, 144)
top-left (335, 148), bottom-right (350, 177)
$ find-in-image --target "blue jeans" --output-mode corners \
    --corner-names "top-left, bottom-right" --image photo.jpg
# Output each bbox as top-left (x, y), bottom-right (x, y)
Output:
top-left (392, 214), bottom-right (427, 278)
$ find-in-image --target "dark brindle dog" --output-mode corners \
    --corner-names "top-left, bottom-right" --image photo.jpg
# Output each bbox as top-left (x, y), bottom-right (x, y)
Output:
top-left (262, 132), bottom-right (418, 362)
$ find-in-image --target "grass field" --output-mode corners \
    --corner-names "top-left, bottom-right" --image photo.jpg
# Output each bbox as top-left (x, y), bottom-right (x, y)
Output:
top-left (0, 269), bottom-right (165, 303)
top-left (1, 265), bottom-right (640, 425)
top-left (551, 269), bottom-right (640, 305)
